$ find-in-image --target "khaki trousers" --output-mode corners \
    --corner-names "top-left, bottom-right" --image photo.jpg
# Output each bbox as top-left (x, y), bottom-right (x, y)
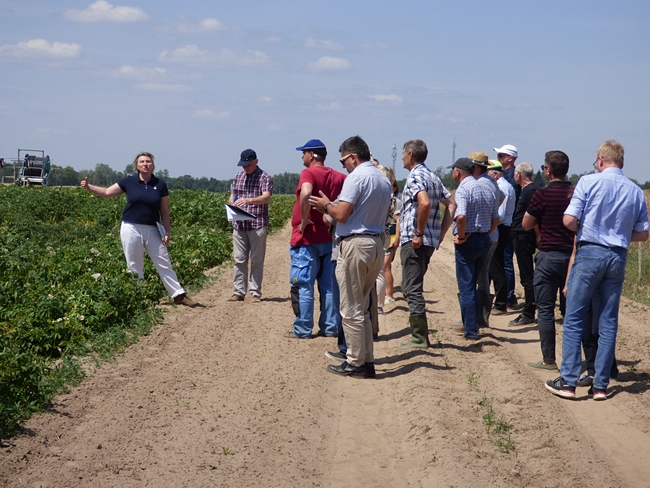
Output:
top-left (336, 235), bottom-right (383, 367)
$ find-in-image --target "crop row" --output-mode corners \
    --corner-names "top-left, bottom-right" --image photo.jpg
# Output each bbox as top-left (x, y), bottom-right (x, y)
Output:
top-left (0, 186), bottom-right (294, 438)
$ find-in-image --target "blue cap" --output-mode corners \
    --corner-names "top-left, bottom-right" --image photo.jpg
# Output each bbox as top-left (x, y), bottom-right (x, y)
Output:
top-left (296, 139), bottom-right (326, 151)
top-left (238, 149), bottom-right (257, 166)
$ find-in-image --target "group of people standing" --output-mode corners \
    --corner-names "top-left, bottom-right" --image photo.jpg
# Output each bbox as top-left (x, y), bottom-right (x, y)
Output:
top-left (227, 137), bottom-right (649, 397)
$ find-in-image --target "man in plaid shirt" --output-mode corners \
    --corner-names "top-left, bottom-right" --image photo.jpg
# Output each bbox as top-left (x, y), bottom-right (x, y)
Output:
top-left (398, 139), bottom-right (456, 349)
top-left (228, 149), bottom-right (273, 302)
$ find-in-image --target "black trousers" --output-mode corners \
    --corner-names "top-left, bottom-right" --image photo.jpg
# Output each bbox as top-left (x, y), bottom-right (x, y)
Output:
top-left (512, 230), bottom-right (537, 319)
top-left (490, 224), bottom-right (511, 310)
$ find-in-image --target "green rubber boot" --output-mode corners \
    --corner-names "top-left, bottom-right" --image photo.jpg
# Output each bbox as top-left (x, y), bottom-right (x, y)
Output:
top-left (398, 315), bottom-right (429, 350)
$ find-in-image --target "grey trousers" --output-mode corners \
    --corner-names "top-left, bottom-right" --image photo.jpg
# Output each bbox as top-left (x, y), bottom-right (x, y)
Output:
top-left (233, 227), bottom-right (267, 298)
top-left (400, 242), bottom-right (435, 316)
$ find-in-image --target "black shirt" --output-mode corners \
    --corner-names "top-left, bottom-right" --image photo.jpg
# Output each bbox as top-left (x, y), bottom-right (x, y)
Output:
top-left (511, 183), bottom-right (538, 233)
top-left (117, 174), bottom-right (169, 226)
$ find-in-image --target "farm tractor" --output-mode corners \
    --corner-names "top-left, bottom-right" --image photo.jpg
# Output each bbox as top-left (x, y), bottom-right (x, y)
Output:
top-left (0, 149), bottom-right (51, 186)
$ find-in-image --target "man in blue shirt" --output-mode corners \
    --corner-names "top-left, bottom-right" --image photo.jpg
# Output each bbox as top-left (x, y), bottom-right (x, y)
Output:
top-left (309, 136), bottom-right (392, 378)
top-left (545, 140), bottom-right (649, 401)
top-left (398, 139), bottom-right (455, 349)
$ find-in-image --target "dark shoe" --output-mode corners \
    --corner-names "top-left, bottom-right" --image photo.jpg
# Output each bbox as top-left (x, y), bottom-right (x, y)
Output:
top-left (491, 307), bottom-right (507, 316)
top-left (527, 360), bottom-right (558, 371)
top-left (577, 375), bottom-right (593, 387)
top-left (325, 351), bottom-right (346, 361)
top-left (545, 376), bottom-right (576, 399)
top-left (509, 314), bottom-right (536, 326)
top-left (227, 294), bottom-right (244, 302)
top-left (174, 294), bottom-right (200, 307)
top-left (456, 330), bottom-right (479, 340)
top-left (508, 301), bottom-right (524, 311)
top-left (589, 386), bottom-right (608, 401)
top-left (316, 330), bottom-right (338, 338)
top-left (284, 331), bottom-right (311, 339)
top-left (326, 361), bottom-right (370, 378)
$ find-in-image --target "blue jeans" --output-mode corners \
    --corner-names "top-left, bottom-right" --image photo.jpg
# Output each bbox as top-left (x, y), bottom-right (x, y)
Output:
top-left (560, 244), bottom-right (627, 390)
top-left (455, 233), bottom-right (491, 338)
top-left (504, 237), bottom-right (516, 304)
top-left (289, 243), bottom-right (336, 338)
top-left (331, 260), bottom-right (346, 355)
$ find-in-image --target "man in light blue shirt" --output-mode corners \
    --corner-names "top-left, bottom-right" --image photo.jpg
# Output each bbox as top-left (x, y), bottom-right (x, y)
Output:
top-left (309, 136), bottom-right (392, 378)
top-left (545, 140), bottom-right (649, 401)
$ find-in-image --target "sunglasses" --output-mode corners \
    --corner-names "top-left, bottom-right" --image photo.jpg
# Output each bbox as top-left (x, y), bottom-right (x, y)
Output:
top-left (339, 153), bottom-right (355, 165)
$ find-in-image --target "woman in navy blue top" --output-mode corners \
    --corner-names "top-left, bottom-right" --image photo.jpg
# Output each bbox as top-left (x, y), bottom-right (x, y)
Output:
top-left (81, 152), bottom-right (198, 307)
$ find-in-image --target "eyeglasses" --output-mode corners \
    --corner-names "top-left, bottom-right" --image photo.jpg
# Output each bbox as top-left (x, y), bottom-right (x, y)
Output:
top-left (540, 164), bottom-right (547, 171)
top-left (339, 153), bottom-right (355, 165)
top-left (497, 153), bottom-right (507, 159)
top-left (593, 159), bottom-right (598, 169)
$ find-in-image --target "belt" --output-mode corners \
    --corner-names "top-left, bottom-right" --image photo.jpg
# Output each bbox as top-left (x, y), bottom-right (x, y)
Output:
top-left (577, 241), bottom-right (626, 252)
top-left (336, 233), bottom-right (383, 244)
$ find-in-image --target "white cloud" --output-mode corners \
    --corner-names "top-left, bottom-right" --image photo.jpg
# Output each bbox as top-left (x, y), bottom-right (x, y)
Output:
top-left (112, 65), bottom-right (166, 80)
top-left (193, 109), bottom-right (230, 120)
top-left (65, 0), bottom-right (148, 23)
top-left (134, 83), bottom-right (190, 92)
top-left (178, 18), bottom-right (225, 33)
top-left (158, 45), bottom-right (270, 67)
top-left (305, 38), bottom-right (342, 50)
top-left (368, 94), bottom-right (403, 104)
top-left (267, 124), bottom-right (282, 132)
top-left (0, 39), bottom-right (81, 59)
top-left (260, 97), bottom-right (275, 103)
top-left (307, 56), bottom-right (351, 72)
top-left (317, 102), bottom-right (343, 112)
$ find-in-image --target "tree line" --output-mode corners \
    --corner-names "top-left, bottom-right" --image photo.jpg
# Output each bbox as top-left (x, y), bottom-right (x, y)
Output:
top-left (2, 162), bottom-right (649, 192)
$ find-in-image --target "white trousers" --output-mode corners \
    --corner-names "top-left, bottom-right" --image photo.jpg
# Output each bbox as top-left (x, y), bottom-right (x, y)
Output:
top-left (120, 222), bottom-right (185, 298)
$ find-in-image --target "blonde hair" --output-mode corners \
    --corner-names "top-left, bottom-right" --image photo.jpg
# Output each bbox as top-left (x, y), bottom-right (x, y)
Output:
top-left (377, 165), bottom-right (397, 187)
top-left (132, 152), bottom-right (156, 173)
top-left (597, 140), bottom-right (624, 166)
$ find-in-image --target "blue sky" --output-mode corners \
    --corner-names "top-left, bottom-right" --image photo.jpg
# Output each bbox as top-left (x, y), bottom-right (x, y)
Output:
top-left (1, 0), bottom-right (649, 183)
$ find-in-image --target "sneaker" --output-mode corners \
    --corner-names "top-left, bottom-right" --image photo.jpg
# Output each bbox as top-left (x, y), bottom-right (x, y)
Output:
top-left (590, 387), bottom-right (608, 401)
top-left (227, 294), bottom-right (244, 302)
top-left (316, 330), bottom-right (338, 338)
top-left (545, 376), bottom-right (576, 399)
top-left (325, 351), bottom-right (346, 361)
top-left (577, 375), bottom-right (593, 387)
top-left (509, 314), bottom-right (536, 326)
top-left (385, 296), bottom-right (396, 303)
top-left (527, 360), bottom-right (558, 371)
top-left (250, 295), bottom-right (261, 303)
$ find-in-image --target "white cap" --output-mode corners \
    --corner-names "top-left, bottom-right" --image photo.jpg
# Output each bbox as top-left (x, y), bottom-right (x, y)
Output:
top-left (493, 144), bottom-right (518, 158)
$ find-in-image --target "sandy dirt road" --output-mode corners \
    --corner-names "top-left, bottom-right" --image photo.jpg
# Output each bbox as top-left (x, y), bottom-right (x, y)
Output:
top-left (2, 224), bottom-right (650, 487)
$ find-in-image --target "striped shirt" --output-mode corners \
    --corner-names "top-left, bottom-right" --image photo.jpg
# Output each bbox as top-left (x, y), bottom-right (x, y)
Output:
top-left (453, 175), bottom-right (498, 235)
top-left (527, 180), bottom-right (574, 250)
top-left (400, 163), bottom-right (451, 248)
top-left (230, 167), bottom-right (273, 231)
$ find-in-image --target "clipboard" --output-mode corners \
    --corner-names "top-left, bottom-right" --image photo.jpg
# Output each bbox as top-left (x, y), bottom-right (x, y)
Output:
top-left (226, 203), bottom-right (256, 221)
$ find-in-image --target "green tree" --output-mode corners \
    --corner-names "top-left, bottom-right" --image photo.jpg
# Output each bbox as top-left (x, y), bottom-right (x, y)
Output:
top-left (49, 165), bottom-right (80, 186)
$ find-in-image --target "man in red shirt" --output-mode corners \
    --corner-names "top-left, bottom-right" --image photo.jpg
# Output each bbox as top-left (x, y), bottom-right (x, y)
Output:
top-left (289, 139), bottom-right (346, 339)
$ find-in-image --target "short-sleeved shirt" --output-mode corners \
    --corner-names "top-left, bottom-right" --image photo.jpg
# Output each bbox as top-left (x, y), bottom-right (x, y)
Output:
top-left (476, 173), bottom-right (501, 242)
top-left (230, 167), bottom-right (273, 231)
top-left (453, 176), bottom-right (498, 235)
top-left (336, 162), bottom-right (392, 238)
top-left (399, 163), bottom-right (451, 248)
top-left (564, 167), bottom-right (649, 250)
top-left (527, 180), bottom-right (574, 251)
top-left (291, 165), bottom-right (346, 246)
top-left (511, 183), bottom-right (537, 233)
top-left (117, 174), bottom-right (168, 226)
top-left (496, 177), bottom-right (516, 226)
top-left (503, 166), bottom-right (521, 201)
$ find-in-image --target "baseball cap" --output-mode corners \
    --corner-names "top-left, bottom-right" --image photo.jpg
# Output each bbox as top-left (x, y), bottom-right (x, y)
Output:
top-left (487, 161), bottom-right (503, 171)
top-left (296, 139), bottom-right (326, 151)
top-left (448, 157), bottom-right (475, 172)
top-left (238, 149), bottom-right (257, 166)
top-left (493, 144), bottom-right (518, 158)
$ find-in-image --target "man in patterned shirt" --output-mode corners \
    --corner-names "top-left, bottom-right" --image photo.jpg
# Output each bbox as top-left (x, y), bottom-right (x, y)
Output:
top-left (398, 139), bottom-right (456, 349)
top-left (228, 149), bottom-right (273, 302)
top-left (451, 158), bottom-right (499, 340)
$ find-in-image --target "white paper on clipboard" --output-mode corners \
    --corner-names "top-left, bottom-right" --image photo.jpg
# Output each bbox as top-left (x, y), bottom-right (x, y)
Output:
top-left (156, 222), bottom-right (167, 239)
top-left (226, 203), bottom-right (256, 221)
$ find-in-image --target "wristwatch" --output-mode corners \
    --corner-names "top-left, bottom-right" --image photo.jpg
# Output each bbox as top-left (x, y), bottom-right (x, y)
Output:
top-left (415, 232), bottom-right (424, 237)
top-left (324, 203), bottom-right (330, 214)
